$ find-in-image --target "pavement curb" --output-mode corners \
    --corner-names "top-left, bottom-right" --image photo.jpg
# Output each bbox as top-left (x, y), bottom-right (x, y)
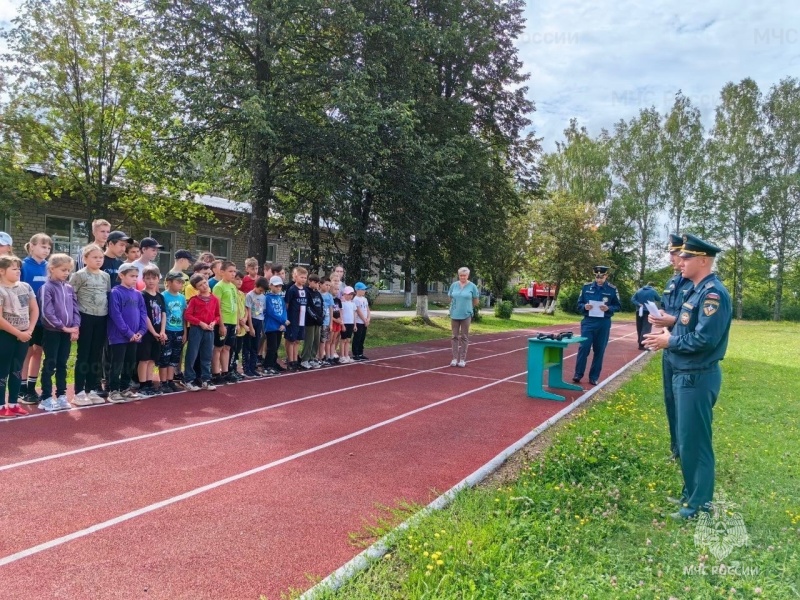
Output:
top-left (299, 348), bottom-right (651, 598)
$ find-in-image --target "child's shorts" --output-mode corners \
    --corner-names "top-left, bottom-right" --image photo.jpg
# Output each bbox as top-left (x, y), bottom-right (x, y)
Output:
top-left (214, 328), bottom-right (225, 347)
top-left (223, 324), bottom-right (237, 347)
top-left (158, 330), bottom-right (184, 368)
top-left (340, 323), bottom-right (354, 340)
top-left (320, 326), bottom-right (331, 343)
top-left (284, 323), bottom-right (305, 342)
top-left (137, 332), bottom-right (163, 363)
top-left (30, 322), bottom-right (44, 347)
top-left (331, 321), bottom-right (342, 333)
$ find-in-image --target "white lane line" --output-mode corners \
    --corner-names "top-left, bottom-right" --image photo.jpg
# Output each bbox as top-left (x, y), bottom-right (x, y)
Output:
top-left (0, 368), bottom-right (529, 568)
top-left (2, 334), bottom-right (528, 424)
top-left (0, 346), bottom-right (527, 473)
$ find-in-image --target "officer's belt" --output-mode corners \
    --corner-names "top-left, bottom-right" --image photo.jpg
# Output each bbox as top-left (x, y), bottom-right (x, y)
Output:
top-left (671, 362), bottom-right (719, 374)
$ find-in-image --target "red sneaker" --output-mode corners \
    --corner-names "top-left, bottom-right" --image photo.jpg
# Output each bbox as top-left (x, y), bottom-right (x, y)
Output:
top-left (0, 407), bottom-right (18, 418)
top-left (9, 405), bottom-right (29, 416)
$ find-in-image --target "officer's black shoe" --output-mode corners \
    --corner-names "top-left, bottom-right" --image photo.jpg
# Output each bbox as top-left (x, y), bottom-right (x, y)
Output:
top-left (572, 377), bottom-right (581, 383)
top-left (589, 379), bottom-right (598, 385)
top-left (666, 452), bottom-right (680, 462)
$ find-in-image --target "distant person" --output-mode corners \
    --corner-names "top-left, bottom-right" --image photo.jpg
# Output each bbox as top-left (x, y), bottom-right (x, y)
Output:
top-left (644, 234), bottom-right (732, 520)
top-left (183, 274), bottom-right (220, 392)
top-left (352, 282), bottom-right (371, 361)
top-left (0, 231), bottom-right (13, 256)
top-left (75, 218), bottom-right (111, 271)
top-left (38, 254), bottom-right (80, 411)
top-left (631, 282), bottom-right (661, 350)
top-left (107, 263), bottom-right (147, 403)
top-left (447, 267), bottom-right (480, 368)
top-left (572, 265), bottom-right (621, 386)
top-left (0, 255), bottom-right (39, 418)
top-left (19, 233), bottom-right (51, 405)
top-left (168, 249), bottom-right (195, 290)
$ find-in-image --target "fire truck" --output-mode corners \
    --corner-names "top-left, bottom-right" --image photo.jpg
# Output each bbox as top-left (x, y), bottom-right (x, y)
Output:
top-left (518, 280), bottom-right (558, 308)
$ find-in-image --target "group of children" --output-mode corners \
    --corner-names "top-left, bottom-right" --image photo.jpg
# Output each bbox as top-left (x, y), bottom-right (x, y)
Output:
top-left (0, 226), bottom-right (371, 416)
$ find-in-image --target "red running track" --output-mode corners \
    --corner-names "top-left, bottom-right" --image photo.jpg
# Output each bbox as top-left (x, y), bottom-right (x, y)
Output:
top-left (0, 322), bottom-right (641, 599)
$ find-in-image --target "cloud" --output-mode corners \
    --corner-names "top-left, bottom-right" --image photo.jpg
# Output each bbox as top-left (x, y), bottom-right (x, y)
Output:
top-left (519, 0), bottom-right (800, 150)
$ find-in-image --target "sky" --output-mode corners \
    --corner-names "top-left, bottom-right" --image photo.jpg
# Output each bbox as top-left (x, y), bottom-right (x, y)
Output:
top-left (2, 0), bottom-right (799, 151)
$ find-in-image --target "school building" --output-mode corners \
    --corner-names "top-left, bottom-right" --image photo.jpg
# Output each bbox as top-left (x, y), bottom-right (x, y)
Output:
top-left (2, 194), bottom-right (456, 305)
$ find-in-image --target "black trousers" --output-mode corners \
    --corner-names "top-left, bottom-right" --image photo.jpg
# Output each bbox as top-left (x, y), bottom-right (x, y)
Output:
top-left (109, 342), bottom-right (137, 392)
top-left (264, 330), bottom-right (283, 368)
top-left (75, 313), bottom-right (107, 393)
top-left (352, 325), bottom-right (368, 357)
top-left (0, 331), bottom-right (28, 405)
top-left (636, 311), bottom-right (652, 348)
top-left (41, 330), bottom-right (71, 398)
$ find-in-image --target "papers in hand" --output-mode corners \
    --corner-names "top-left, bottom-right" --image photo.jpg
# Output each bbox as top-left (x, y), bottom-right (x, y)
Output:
top-left (645, 301), bottom-right (661, 317)
top-left (588, 300), bottom-right (605, 317)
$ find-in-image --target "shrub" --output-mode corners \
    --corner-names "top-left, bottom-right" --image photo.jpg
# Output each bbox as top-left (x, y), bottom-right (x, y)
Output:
top-left (501, 285), bottom-right (518, 303)
top-left (471, 306), bottom-right (482, 322)
top-left (558, 287), bottom-right (582, 315)
top-left (494, 300), bottom-right (513, 319)
top-left (741, 300), bottom-right (771, 321)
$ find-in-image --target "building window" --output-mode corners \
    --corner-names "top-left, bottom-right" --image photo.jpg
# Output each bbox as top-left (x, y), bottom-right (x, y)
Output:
top-left (1, 212), bottom-right (9, 232)
top-left (427, 281), bottom-right (438, 293)
top-left (266, 243), bottom-right (277, 264)
top-left (196, 235), bottom-right (231, 260)
top-left (379, 261), bottom-right (397, 291)
top-left (45, 215), bottom-right (89, 258)
top-left (148, 229), bottom-right (175, 278)
top-left (297, 247), bottom-right (311, 266)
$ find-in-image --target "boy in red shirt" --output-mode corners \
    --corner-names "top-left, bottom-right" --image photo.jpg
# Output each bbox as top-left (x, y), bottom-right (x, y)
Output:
top-left (183, 274), bottom-right (221, 391)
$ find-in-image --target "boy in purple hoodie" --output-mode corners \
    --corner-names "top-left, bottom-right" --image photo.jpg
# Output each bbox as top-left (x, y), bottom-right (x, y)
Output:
top-left (107, 263), bottom-right (147, 403)
top-left (38, 254), bottom-right (81, 411)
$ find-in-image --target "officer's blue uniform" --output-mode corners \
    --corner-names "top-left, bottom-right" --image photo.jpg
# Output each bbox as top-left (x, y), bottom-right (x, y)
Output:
top-left (660, 269), bottom-right (693, 458)
top-left (631, 284), bottom-right (661, 348)
top-left (573, 271), bottom-right (621, 384)
top-left (667, 235), bottom-right (732, 517)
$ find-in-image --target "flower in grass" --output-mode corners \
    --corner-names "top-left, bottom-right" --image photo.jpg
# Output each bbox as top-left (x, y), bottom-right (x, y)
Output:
top-left (754, 587), bottom-right (762, 594)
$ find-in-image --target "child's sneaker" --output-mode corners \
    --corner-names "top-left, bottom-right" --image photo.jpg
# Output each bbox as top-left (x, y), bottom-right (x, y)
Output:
top-left (166, 381), bottom-right (182, 393)
top-left (19, 393), bottom-right (40, 405)
top-left (108, 391), bottom-right (126, 404)
top-left (88, 390), bottom-right (106, 404)
top-left (201, 381), bottom-right (217, 391)
top-left (0, 406), bottom-right (18, 418)
top-left (300, 361), bottom-right (312, 370)
top-left (38, 397), bottom-right (58, 412)
top-left (121, 389), bottom-right (140, 400)
top-left (55, 395), bottom-right (72, 410)
top-left (224, 372), bottom-right (239, 383)
top-left (72, 392), bottom-right (93, 407)
top-left (9, 404), bottom-right (29, 416)
top-left (184, 382), bottom-right (201, 392)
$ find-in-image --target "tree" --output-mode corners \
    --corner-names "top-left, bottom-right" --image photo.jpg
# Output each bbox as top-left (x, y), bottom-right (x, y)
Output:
top-left (761, 77), bottom-right (800, 320)
top-left (609, 107), bottom-right (665, 284)
top-left (545, 118), bottom-right (612, 206)
top-left (707, 78), bottom-right (767, 319)
top-left (1, 0), bottom-right (207, 228)
top-left (662, 91), bottom-right (704, 232)
top-left (528, 191), bottom-right (603, 314)
top-left (148, 0), bottom-right (348, 263)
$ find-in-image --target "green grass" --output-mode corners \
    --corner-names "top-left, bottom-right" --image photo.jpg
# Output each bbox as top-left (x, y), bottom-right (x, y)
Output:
top-left (301, 320), bottom-right (800, 600)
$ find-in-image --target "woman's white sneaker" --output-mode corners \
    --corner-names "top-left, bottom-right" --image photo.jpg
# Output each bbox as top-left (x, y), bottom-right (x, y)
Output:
top-left (457, 361), bottom-right (466, 368)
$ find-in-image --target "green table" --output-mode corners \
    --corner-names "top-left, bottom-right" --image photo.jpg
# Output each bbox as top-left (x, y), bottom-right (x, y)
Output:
top-left (527, 335), bottom-right (586, 401)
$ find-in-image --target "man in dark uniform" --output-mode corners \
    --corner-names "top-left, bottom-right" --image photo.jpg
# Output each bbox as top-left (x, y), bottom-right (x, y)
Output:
top-left (631, 282), bottom-right (661, 350)
top-left (648, 234), bottom-right (693, 461)
top-left (572, 266), bottom-right (621, 386)
top-left (644, 234), bottom-right (732, 520)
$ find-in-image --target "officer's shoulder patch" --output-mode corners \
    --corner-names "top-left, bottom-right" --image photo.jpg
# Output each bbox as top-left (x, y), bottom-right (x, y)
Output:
top-left (608, 283), bottom-right (617, 289)
top-left (706, 292), bottom-right (720, 300)
top-left (705, 281), bottom-right (715, 289)
top-left (703, 300), bottom-right (719, 316)
top-left (682, 302), bottom-right (694, 310)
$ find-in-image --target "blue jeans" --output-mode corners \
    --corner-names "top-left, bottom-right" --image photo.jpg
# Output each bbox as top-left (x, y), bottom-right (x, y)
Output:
top-left (184, 327), bottom-right (213, 383)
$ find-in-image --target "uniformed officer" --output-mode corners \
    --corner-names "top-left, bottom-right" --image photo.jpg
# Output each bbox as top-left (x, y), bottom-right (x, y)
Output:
top-left (644, 234), bottom-right (732, 520)
top-left (572, 266), bottom-right (621, 386)
top-left (631, 282), bottom-right (661, 349)
top-left (648, 234), bottom-right (693, 461)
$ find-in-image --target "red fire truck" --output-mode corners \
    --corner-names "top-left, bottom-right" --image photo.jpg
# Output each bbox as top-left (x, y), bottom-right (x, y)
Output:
top-left (518, 281), bottom-right (558, 308)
